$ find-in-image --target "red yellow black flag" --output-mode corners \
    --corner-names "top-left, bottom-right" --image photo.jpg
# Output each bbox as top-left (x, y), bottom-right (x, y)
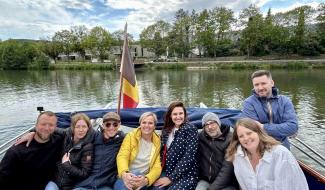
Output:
top-left (120, 23), bottom-right (139, 109)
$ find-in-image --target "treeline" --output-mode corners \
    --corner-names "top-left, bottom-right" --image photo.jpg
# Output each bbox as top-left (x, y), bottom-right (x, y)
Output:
top-left (0, 26), bottom-right (131, 69)
top-left (140, 3), bottom-right (325, 58)
top-left (0, 3), bottom-right (324, 70)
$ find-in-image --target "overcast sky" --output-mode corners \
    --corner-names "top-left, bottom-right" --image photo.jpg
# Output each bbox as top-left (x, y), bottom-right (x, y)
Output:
top-left (0, 0), bottom-right (322, 40)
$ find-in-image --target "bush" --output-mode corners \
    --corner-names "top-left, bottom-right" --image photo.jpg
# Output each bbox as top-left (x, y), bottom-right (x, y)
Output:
top-left (29, 54), bottom-right (50, 69)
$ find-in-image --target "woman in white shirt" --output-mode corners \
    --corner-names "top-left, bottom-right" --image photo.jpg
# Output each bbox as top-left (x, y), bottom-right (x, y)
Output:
top-left (226, 118), bottom-right (308, 190)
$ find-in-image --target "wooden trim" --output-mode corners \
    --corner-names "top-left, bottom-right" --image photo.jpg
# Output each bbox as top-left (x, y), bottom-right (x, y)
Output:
top-left (298, 160), bottom-right (325, 183)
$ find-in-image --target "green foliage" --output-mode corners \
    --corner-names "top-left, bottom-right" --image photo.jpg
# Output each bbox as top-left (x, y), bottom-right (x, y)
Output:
top-left (29, 53), bottom-right (50, 69)
top-left (139, 20), bottom-right (171, 57)
top-left (0, 40), bottom-right (50, 70)
top-left (84, 26), bottom-right (112, 62)
top-left (49, 63), bottom-right (114, 70)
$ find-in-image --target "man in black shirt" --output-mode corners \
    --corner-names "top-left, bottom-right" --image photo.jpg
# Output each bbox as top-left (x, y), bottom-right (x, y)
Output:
top-left (0, 111), bottom-right (64, 190)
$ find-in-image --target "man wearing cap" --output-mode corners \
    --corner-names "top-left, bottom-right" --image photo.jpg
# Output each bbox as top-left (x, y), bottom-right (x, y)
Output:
top-left (73, 112), bottom-right (125, 190)
top-left (196, 112), bottom-right (238, 190)
top-left (241, 70), bottom-right (298, 149)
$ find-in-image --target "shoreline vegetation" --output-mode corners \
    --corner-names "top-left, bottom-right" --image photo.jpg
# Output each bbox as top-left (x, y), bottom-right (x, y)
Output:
top-left (1, 4), bottom-right (324, 70)
top-left (45, 59), bottom-right (325, 70)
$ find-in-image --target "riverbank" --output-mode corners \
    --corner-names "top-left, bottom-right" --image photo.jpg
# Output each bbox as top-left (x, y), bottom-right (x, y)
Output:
top-left (47, 59), bottom-right (325, 70)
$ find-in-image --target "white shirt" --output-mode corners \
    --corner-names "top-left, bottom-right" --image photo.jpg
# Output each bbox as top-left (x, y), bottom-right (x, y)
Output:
top-left (129, 138), bottom-right (152, 174)
top-left (233, 145), bottom-right (309, 190)
top-left (167, 127), bottom-right (178, 149)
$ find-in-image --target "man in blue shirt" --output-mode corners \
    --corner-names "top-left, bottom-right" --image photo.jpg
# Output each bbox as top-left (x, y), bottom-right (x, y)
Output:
top-left (241, 70), bottom-right (298, 149)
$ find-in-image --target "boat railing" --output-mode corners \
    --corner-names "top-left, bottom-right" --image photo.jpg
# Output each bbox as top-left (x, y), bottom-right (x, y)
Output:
top-left (0, 126), bottom-right (35, 159)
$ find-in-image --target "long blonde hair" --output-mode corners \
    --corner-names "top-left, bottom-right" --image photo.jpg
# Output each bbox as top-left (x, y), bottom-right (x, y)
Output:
top-left (226, 118), bottom-right (279, 162)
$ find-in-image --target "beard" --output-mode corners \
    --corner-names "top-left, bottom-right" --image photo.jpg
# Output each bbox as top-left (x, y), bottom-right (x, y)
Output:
top-left (35, 131), bottom-right (51, 142)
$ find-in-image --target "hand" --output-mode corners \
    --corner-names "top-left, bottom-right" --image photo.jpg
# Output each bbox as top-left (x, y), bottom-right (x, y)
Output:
top-left (15, 132), bottom-right (35, 147)
top-left (122, 172), bottom-right (136, 190)
top-left (255, 121), bottom-right (264, 129)
top-left (154, 177), bottom-right (172, 188)
top-left (132, 175), bottom-right (148, 190)
top-left (62, 153), bottom-right (70, 164)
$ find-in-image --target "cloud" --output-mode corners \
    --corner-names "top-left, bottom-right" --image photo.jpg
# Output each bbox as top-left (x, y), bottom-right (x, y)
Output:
top-left (0, 0), bottom-right (322, 40)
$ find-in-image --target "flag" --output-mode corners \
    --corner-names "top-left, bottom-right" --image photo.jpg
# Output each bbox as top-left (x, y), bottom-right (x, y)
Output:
top-left (120, 23), bottom-right (139, 108)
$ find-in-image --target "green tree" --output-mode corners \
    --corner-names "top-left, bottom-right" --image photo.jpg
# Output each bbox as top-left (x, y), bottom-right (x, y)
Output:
top-left (239, 5), bottom-right (265, 56)
top-left (316, 3), bottom-right (325, 51)
top-left (70, 25), bottom-right (89, 61)
top-left (111, 29), bottom-right (134, 57)
top-left (0, 40), bottom-right (49, 69)
top-left (40, 38), bottom-right (61, 63)
top-left (210, 7), bottom-right (235, 57)
top-left (168, 9), bottom-right (193, 58)
top-left (52, 30), bottom-right (74, 62)
top-left (84, 26), bottom-right (112, 62)
top-left (139, 20), bottom-right (171, 57)
top-left (194, 9), bottom-right (215, 56)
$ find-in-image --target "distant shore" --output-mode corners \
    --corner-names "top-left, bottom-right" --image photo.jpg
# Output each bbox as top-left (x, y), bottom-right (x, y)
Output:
top-left (48, 59), bottom-right (325, 70)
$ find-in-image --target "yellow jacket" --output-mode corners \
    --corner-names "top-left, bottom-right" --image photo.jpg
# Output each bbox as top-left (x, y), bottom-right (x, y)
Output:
top-left (117, 127), bottom-right (162, 186)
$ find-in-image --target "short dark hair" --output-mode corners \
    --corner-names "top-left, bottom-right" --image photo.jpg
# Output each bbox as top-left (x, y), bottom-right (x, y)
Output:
top-left (251, 70), bottom-right (272, 80)
top-left (36, 111), bottom-right (57, 124)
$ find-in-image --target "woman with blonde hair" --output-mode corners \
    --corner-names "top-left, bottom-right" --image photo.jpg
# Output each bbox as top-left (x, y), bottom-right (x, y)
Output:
top-left (114, 112), bottom-right (162, 190)
top-left (226, 118), bottom-right (308, 190)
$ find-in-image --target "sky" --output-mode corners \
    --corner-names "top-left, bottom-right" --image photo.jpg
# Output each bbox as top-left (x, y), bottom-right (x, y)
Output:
top-left (0, 0), bottom-right (322, 41)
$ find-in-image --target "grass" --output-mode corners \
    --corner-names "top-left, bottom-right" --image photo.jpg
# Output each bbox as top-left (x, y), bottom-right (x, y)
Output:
top-left (49, 63), bottom-right (115, 70)
top-left (146, 63), bottom-right (187, 70)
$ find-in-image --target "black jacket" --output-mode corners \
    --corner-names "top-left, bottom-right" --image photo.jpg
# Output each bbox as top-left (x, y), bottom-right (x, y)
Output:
top-left (198, 125), bottom-right (237, 190)
top-left (54, 127), bottom-right (95, 190)
top-left (74, 130), bottom-right (125, 189)
top-left (0, 133), bottom-right (64, 190)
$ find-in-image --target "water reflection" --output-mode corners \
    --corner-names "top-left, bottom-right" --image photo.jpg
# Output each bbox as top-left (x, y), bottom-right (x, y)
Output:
top-left (0, 69), bottom-right (324, 174)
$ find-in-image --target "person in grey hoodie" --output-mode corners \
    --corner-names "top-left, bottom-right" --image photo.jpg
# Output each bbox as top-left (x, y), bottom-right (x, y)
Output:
top-left (196, 112), bottom-right (238, 190)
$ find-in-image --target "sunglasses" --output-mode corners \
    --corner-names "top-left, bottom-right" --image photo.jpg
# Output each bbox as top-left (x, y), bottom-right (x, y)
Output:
top-left (204, 121), bottom-right (217, 127)
top-left (104, 122), bottom-right (119, 128)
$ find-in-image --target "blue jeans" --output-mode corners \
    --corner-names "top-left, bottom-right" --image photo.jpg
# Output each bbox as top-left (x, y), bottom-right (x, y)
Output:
top-left (73, 186), bottom-right (113, 190)
top-left (45, 181), bottom-right (59, 190)
top-left (113, 171), bottom-right (150, 190)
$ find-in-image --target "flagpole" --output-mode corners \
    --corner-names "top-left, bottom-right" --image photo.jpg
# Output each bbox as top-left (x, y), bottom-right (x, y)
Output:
top-left (117, 60), bottom-right (123, 114)
top-left (117, 23), bottom-right (127, 114)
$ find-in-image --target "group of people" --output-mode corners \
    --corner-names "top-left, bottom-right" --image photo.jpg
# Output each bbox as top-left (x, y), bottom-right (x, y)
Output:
top-left (0, 70), bottom-right (309, 190)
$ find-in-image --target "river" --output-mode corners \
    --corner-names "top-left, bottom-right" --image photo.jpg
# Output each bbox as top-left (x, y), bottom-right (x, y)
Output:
top-left (0, 69), bottom-right (324, 174)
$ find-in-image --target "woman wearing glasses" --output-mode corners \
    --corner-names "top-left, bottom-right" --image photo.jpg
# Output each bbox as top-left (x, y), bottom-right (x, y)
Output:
top-left (114, 112), bottom-right (162, 190)
top-left (154, 101), bottom-right (198, 190)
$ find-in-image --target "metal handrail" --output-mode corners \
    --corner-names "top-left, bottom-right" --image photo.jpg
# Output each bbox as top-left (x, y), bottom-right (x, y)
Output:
top-left (0, 126), bottom-right (34, 156)
top-left (294, 137), bottom-right (325, 162)
top-left (291, 141), bottom-right (325, 168)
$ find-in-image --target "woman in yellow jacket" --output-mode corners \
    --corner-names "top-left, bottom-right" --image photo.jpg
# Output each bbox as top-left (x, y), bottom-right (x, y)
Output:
top-left (114, 112), bottom-right (162, 190)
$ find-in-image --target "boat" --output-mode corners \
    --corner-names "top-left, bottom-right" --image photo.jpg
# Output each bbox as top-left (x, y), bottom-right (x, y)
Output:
top-left (0, 106), bottom-right (324, 189)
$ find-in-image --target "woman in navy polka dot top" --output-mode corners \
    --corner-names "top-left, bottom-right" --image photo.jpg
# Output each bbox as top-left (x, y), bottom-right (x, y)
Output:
top-left (153, 101), bottom-right (199, 190)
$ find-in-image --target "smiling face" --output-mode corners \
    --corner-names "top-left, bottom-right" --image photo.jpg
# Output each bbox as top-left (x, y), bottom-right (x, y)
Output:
top-left (73, 119), bottom-right (89, 142)
top-left (35, 114), bottom-right (57, 143)
top-left (204, 121), bottom-right (221, 137)
top-left (252, 75), bottom-right (274, 97)
top-left (171, 106), bottom-right (185, 128)
top-left (237, 125), bottom-right (260, 153)
top-left (140, 115), bottom-right (156, 136)
top-left (102, 120), bottom-right (120, 139)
